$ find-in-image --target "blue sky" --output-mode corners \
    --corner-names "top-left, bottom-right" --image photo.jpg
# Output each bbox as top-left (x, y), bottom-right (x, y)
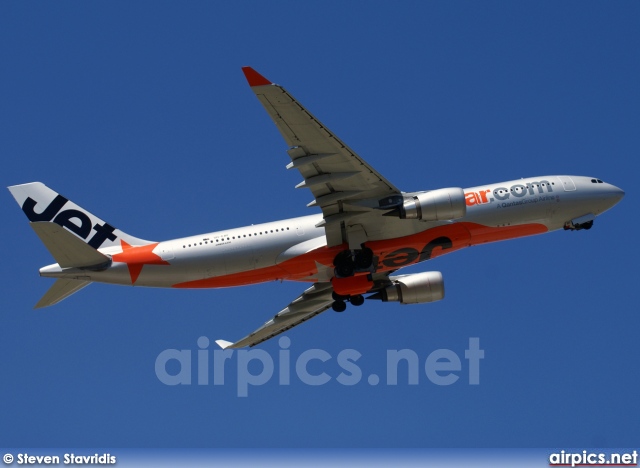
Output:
top-left (1, 1), bottom-right (638, 448)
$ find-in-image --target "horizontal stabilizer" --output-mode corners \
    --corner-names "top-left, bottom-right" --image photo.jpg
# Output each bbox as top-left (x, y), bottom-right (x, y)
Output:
top-left (35, 278), bottom-right (91, 309)
top-left (30, 222), bottom-right (110, 269)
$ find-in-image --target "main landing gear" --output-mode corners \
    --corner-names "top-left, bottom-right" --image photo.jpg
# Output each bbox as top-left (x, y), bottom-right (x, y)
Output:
top-left (332, 301), bottom-right (347, 312)
top-left (331, 291), bottom-right (365, 312)
top-left (331, 246), bottom-right (375, 312)
top-left (333, 247), bottom-right (374, 278)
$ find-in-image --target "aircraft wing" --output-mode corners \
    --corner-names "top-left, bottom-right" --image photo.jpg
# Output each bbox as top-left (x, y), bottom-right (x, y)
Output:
top-left (243, 67), bottom-right (403, 247)
top-left (215, 271), bottom-right (398, 349)
top-left (215, 282), bottom-right (334, 349)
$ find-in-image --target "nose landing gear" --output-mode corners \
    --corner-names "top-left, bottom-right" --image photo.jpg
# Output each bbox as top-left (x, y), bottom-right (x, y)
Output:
top-left (564, 214), bottom-right (595, 231)
top-left (564, 220), bottom-right (594, 230)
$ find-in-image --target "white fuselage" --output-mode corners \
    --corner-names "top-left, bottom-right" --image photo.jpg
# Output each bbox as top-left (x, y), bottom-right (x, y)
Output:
top-left (39, 175), bottom-right (624, 289)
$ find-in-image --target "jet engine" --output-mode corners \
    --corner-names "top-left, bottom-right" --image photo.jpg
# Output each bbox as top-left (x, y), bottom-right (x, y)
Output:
top-left (368, 271), bottom-right (445, 304)
top-left (385, 187), bottom-right (466, 221)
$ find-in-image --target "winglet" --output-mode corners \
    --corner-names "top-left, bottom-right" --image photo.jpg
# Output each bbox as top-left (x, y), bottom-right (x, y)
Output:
top-left (215, 339), bottom-right (235, 350)
top-left (241, 67), bottom-right (272, 87)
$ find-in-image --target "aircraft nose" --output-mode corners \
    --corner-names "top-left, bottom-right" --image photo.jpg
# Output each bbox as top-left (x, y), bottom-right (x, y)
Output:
top-left (601, 183), bottom-right (625, 210)
top-left (609, 184), bottom-right (625, 203)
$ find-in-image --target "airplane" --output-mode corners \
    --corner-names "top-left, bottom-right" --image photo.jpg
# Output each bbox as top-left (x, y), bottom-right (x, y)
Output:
top-left (8, 67), bottom-right (624, 349)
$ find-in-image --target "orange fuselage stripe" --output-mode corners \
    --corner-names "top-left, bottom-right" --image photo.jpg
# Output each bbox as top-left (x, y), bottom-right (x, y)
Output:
top-left (172, 222), bottom-right (547, 289)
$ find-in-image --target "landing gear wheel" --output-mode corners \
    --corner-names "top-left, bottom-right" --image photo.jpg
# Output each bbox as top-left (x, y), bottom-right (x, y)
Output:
top-left (332, 291), bottom-right (349, 301)
top-left (350, 294), bottom-right (365, 306)
top-left (354, 248), bottom-right (374, 270)
top-left (332, 300), bottom-right (347, 312)
top-left (334, 250), bottom-right (355, 277)
top-left (335, 260), bottom-right (354, 278)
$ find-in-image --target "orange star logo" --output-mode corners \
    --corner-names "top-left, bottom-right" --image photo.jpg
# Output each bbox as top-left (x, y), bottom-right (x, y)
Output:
top-left (112, 240), bottom-right (170, 284)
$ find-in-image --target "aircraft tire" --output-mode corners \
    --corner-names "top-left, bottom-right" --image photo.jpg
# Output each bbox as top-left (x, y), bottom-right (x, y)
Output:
top-left (350, 294), bottom-right (365, 306)
top-left (332, 301), bottom-right (347, 312)
top-left (354, 248), bottom-right (374, 269)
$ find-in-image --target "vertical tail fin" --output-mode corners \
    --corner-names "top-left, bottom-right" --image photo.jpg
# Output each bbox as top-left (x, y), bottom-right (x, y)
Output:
top-left (8, 182), bottom-right (151, 250)
top-left (8, 182), bottom-right (154, 308)
top-left (30, 222), bottom-right (112, 269)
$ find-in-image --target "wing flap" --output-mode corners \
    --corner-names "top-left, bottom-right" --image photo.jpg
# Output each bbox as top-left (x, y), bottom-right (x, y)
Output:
top-left (243, 67), bottom-right (402, 247)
